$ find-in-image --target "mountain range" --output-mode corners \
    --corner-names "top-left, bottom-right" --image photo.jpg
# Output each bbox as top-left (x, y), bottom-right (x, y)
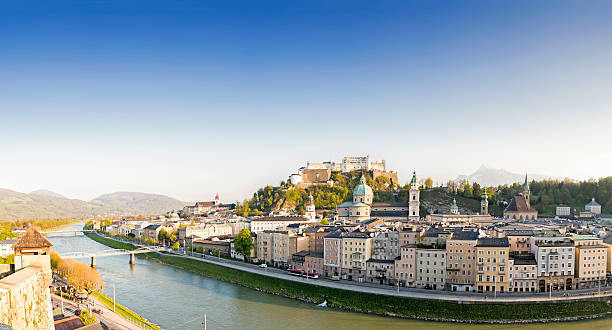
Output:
top-left (455, 165), bottom-right (566, 187)
top-left (0, 188), bottom-right (185, 221)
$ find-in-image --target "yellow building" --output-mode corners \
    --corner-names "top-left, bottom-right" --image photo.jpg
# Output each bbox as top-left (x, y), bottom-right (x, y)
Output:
top-left (475, 237), bottom-right (510, 293)
top-left (572, 234), bottom-right (607, 289)
top-left (341, 231), bottom-right (372, 282)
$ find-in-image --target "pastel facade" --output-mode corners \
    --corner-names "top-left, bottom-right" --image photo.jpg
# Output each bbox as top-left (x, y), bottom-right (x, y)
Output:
top-left (416, 247), bottom-right (446, 290)
top-left (445, 231), bottom-right (478, 292)
top-left (531, 235), bottom-right (575, 291)
top-left (341, 232), bottom-right (372, 282)
top-left (572, 234), bottom-right (606, 288)
top-left (509, 256), bottom-right (538, 293)
top-left (475, 238), bottom-right (509, 293)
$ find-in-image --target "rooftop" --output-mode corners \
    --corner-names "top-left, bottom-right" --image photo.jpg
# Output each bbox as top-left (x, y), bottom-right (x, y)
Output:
top-left (12, 228), bottom-right (52, 249)
top-left (476, 237), bottom-right (509, 248)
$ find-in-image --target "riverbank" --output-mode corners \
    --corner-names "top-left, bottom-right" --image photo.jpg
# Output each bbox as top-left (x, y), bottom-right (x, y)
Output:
top-left (91, 291), bottom-right (163, 330)
top-left (85, 232), bottom-right (612, 324)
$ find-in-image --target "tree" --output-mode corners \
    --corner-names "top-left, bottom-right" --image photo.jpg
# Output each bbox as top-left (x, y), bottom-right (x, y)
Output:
top-left (320, 218), bottom-right (329, 225)
top-left (234, 228), bottom-right (253, 260)
top-left (58, 259), bottom-right (104, 302)
top-left (0, 228), bottom-right (17, 241)
top-left (0, 254), bottom-right (14, 265)
top-left (79, 310), bottom-right (97, 325)
top-left (424, 177), bottom-right (434, 189)
top-left (158, 228), bottom-right (168, 242)
top-left (197, 246), bottom-right (204, 253)
top-left (169, 234), bottom-right (177, 242)
top-left (172, 241), bottom-right (180, 250)
top-left (213, 248), bottom-right (220, 258)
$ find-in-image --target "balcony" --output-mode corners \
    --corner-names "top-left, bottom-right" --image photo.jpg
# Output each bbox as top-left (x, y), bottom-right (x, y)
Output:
top-left (499, 270), bottom-right (505, 274)
top-left (477, 269), bottom-right (484, 274)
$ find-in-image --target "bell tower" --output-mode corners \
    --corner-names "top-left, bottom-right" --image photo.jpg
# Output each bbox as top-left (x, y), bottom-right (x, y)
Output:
top-left (481, 188), bottom-right (489, 215)
top-left (409, 171), bottom-right (420, 221)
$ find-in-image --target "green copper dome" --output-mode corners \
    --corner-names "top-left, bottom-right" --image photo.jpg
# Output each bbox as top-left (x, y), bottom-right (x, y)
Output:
top-left (410, 170), bottom-right (417, 184)
top-left (353, 174), bottom-right (373, 196)
top-left (450, 198), bottom-right (458, 210)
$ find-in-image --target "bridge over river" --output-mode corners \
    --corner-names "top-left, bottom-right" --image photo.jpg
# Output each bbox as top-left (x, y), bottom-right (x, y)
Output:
top-left (60, 246), bottom-right (165, 267)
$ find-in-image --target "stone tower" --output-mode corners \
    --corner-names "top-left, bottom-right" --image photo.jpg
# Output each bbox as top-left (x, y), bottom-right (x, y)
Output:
top-left (409, 171), bottom-right (420, 221)
top-left (481, 188), bottom-right (489, 215)
top-left (522, 173), bottom-right (530, 204)
top-left (306, 193), bottom-right (316, 221)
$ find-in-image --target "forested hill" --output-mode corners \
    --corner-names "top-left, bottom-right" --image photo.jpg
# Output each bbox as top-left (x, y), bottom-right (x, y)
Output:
top-left (497, 177), bottom-right (612, 215)
top-left (236, 173), bottom-right (612, 218)
top-left (235, 171), bottom-right (488, 217)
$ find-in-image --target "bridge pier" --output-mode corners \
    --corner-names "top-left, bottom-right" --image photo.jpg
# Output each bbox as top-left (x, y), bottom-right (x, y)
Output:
top-left (129, 253), bottom-right (135, 265)
top-left (91, 256), bottom-right (96, 268)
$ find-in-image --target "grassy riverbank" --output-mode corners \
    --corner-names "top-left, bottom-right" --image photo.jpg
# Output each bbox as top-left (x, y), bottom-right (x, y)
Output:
top-left (92, 291), bottom-right (163, 330)
top-left (85, 232), bottom-right (612, 323)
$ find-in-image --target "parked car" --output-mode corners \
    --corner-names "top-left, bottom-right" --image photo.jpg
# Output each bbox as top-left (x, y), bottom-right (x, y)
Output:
top-left (259, 263), bottom-right (268, 268)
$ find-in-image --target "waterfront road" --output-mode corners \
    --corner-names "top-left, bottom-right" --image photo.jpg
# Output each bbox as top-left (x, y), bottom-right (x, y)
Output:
top-left (52, 293), bottom-right (144, 330)
top-left (104, 234), bottom-right (612, 304)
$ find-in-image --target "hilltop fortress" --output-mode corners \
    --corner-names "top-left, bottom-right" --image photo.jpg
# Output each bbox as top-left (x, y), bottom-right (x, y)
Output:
top-left (289, 155), bottom-right (398, 188)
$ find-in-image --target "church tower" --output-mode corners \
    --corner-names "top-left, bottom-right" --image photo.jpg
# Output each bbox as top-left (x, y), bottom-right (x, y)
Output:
top-left (522, 174), bottom-right (530, 204)
top-left (306, 193), bottom-right (316, 221)
top-left (481, 188), bottom-right (489, 215)
top-left (450, 198), bottom-right (459, 215)
top-left (409, 171), bottom-right (420, 221)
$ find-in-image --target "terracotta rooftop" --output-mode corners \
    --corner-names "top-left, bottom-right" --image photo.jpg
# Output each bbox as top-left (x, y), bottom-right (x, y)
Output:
top-left (12, 228), bottom-right (52, 249)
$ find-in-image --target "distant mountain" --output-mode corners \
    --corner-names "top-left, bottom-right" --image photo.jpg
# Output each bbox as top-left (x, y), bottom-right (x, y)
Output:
top-left (0, 188), bottom-right (185, 221)
top-left (29, 189), bottom-right (67, 199)
top-left (455, 165), bottom-right (563, 187)
top-left (91, 192), bottom-right (185, 216)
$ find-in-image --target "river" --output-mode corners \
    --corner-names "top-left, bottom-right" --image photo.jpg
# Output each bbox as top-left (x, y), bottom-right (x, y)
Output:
top-left (48, 224), bottom-right (609, 329)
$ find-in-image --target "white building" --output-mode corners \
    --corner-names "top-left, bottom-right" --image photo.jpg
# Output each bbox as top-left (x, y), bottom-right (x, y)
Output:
top-left (178, 223), bottom-right (233, 240)
top-left (556, 204), bottom-right (571, 216)
top-left (305, 155), bottom-right (386, 173)
top-left (249, 216), bottom-right (312, 233)
top-left (585, 198), bottom-right (601, 215)
top-left (0, 239), bottom-right (17, 258)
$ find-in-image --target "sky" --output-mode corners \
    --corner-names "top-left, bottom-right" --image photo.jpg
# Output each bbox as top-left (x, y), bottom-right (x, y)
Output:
top-left (1, 0), bottom-right (612, 202)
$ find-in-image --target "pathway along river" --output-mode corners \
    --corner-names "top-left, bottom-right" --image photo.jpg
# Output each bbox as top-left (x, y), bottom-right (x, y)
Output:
top-left (49, 224), bottom-right (609, 330)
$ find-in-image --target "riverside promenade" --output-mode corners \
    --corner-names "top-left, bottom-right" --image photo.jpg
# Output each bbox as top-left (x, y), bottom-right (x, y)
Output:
top-left (52, 293), bottom-right (144, 330)
top-left (99, 233), bottom-right (612, 304)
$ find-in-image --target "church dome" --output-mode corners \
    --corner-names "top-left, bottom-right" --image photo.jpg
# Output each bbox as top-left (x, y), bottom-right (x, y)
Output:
top-left (353, 175), bottom-right (373, 196)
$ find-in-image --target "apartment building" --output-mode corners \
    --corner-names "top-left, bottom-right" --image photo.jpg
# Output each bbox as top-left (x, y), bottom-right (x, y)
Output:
top-left (509, 255), bottom-right (537, 293)
top-left (395, 244), bottom-right (417, 287)
top-left (257, 230), bottom-right (309, 268)
top-left (341, 232), bottom-right (372, 282)
top-left (445, 230), bottom-right (478, 292)
top-left (572, 234), bottom-right (607, 288)
top-left (249, 216), bottom-right (312, 233)
top-left (371, 231), bottom-right (399, 260)
top-left (323, 230), bottom-right (345, 277)
top-left (531, 234), bottom-right (575, 292)
top-left (366, 259), bottom-right (395, 285)
top-left (416, 246), bottom-right (446, 290)
top-left (475, 238), bottom-right (509, 293)
top-left (505, 230), bottom-right (534, 254)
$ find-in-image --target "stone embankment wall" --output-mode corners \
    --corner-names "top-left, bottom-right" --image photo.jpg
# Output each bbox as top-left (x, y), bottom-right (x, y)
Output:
top-left (0, 266), bottom-right (54, 329)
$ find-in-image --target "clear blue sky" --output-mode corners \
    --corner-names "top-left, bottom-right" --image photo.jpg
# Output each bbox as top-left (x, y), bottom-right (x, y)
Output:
top-left (2, 1), bottom-right (612, 202)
